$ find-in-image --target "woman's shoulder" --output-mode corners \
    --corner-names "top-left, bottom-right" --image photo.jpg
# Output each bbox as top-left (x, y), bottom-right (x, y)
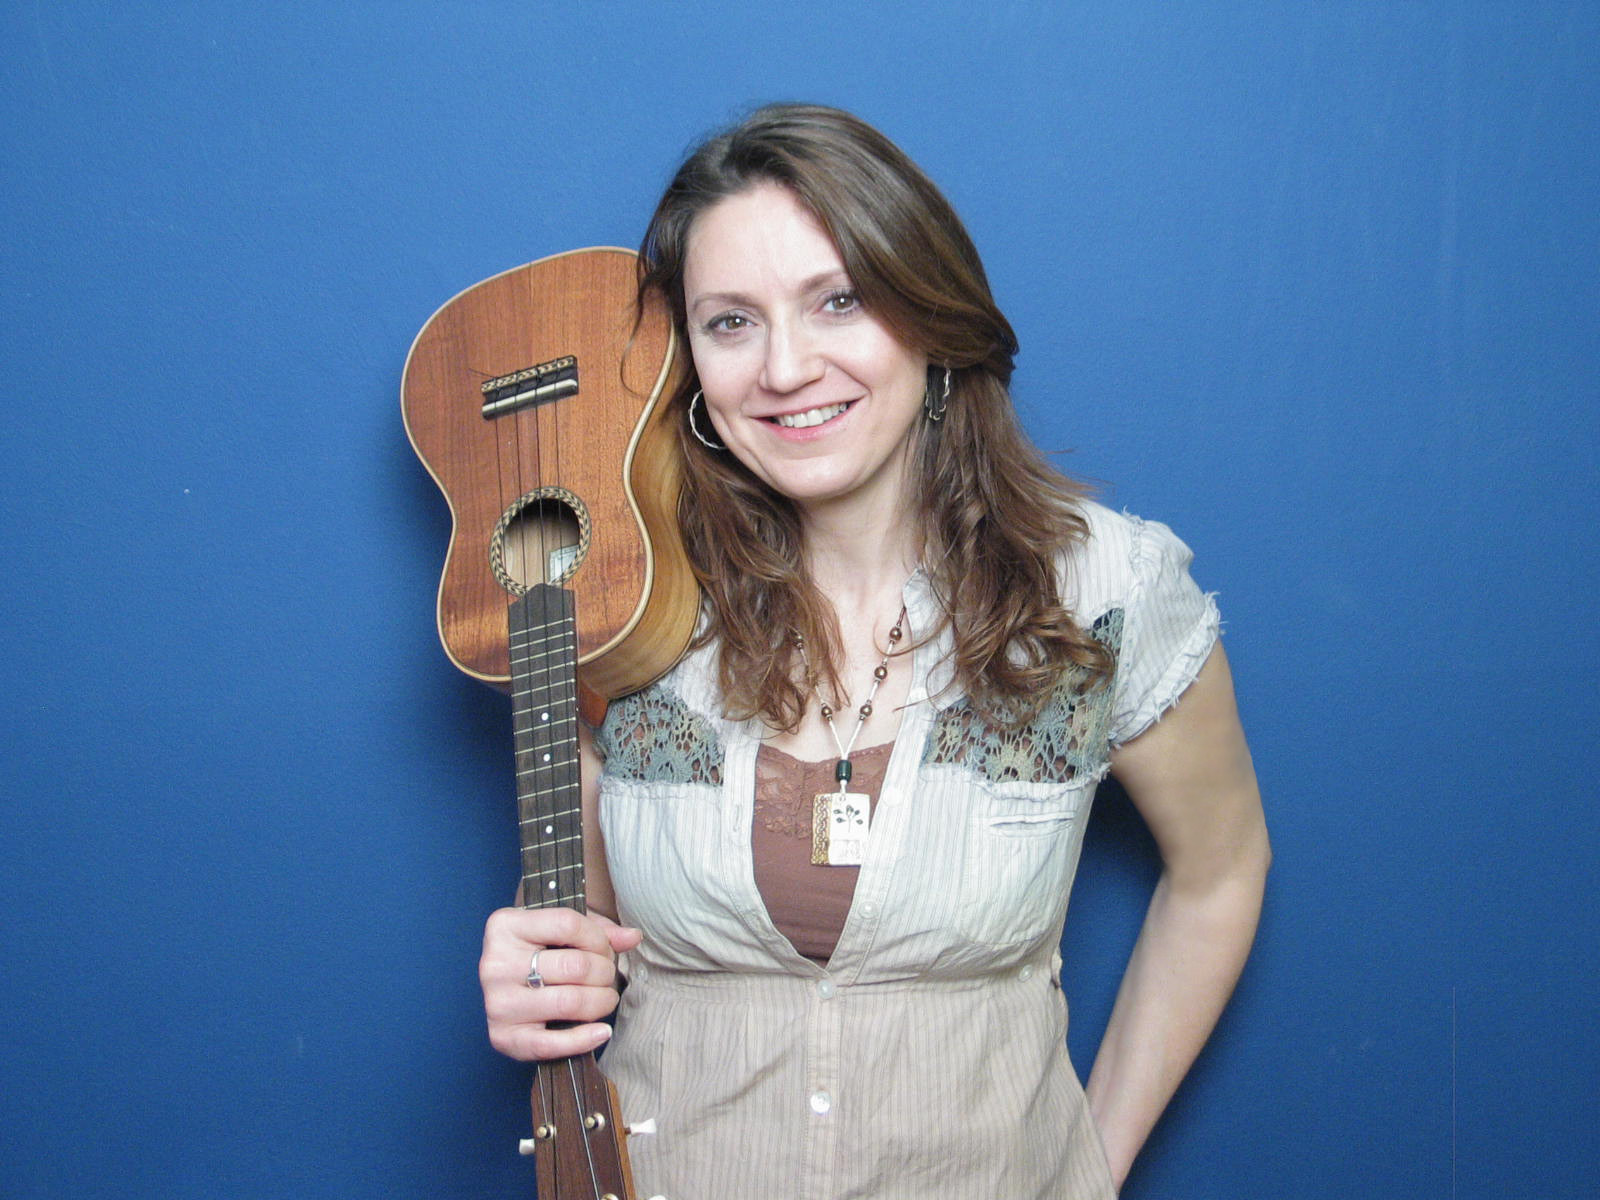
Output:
top-left (1060, 499), bottom-right (1198, 613)
top-left (1068, 497), bottom-right (1191, 552)
top-left (1069, 497), bottom-right (1136, 555)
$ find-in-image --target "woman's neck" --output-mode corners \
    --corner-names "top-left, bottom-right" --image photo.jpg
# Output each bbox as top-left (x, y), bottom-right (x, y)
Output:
top-left (799, 495), bottom-right (921, 615)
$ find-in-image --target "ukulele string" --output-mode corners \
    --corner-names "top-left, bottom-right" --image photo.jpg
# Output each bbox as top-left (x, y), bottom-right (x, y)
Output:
top-left (567, 1055), bottom-right (606, 1199)
top-left (538, 357), bottom-right (563, 919)
top-left (542, 340), bottom-right (607, 1200)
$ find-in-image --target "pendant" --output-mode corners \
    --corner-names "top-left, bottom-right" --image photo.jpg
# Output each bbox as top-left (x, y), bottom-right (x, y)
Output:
top-left (811, 791), bottom-right (870, 866)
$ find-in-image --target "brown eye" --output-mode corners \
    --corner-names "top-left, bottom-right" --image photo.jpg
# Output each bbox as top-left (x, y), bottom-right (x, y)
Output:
top-left (822, 289), bottom-right (860, 315)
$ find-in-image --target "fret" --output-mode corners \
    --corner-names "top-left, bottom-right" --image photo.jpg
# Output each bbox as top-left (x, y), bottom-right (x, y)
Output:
top-left (514, 765), bottom-right (580, 780)
top-left (517, 804), bottom-right (582, 819)
top-left (507, 703), bottom-right (576, 723)
top-left (521, 862), bottom-right (585, 882)
top-left (509, 679), bottom-right (577, 700)
top-left (509, 646), bottom-right (573, 669)
top-left (511, 705), bottom-right (576, 721)
top-left (507, 634), bottom-right (563, 652)
top-left (517, 825), bottom-right (583, 843)
top-left (512, 734), bottom-right (580, 753)
top-left (521, 890), bottom-right (587, 909)
top-left (512, 728), bottom-right (579, 743)
top-left (508, 665), bottom-right (574, 683)
top-left (510, 703), bottom-right (576, 720)
top-left (507, 624), bottom-right (565, 645)
top-left (507, 622), bottom-right (564, 644)
top-left (520, 869), bottom-right (581, 890)
top-left (514, 753), bottom-right (579, 768)
top-left (516, 766), bottom-right (578, 781)
top-left (513, 733), bottom-right (574, 752)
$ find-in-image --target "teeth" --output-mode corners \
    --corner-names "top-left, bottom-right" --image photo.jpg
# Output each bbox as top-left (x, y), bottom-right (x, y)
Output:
top-left (774, 402), bottom-right (847, 429)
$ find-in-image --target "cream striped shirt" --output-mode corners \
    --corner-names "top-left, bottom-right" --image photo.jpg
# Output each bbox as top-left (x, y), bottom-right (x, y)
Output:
top-left (594, 503), bottom-right (1220, 1199)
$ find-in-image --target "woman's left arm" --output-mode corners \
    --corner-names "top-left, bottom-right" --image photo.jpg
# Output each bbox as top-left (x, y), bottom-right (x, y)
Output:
top-left (1086, 642), bottom-right (1270, 1190)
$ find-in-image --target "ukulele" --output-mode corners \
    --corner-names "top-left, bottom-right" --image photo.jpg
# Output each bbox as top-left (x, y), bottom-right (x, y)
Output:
top-left (402, 247), bottom-right (698, 1199)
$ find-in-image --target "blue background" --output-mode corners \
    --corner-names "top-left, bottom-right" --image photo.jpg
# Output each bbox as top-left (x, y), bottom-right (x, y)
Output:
top-left (3, 3), bottom-right (1596, 1197)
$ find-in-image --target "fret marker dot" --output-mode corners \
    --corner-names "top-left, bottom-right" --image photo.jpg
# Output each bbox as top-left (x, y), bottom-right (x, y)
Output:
top-left (541, 753), bottom-right (551, 763)
top-left (547, 880), bottom-right (557, 891)
top-left (540, 712), bottom-right (550, 722)
top-left (544, 824), bottom-right (554, 836)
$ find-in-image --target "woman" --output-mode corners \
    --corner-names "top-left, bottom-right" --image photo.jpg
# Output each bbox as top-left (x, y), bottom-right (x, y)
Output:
top-left (480, 104), bottom-right (1268, 1198)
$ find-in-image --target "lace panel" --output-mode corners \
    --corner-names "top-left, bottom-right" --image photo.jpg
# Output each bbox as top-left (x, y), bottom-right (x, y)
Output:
top-left (596, 683), bottom-right (725, 787)
top-left (922, 609), bottom-right (1124, 785)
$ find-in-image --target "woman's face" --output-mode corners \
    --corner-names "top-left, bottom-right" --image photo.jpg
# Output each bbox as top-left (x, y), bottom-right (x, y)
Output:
top-left (682, 182), bottom-right (928, 519)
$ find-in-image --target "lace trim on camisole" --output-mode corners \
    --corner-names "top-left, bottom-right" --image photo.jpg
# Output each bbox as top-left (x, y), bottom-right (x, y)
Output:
top-left (752, 741), bottom-right (894, 963)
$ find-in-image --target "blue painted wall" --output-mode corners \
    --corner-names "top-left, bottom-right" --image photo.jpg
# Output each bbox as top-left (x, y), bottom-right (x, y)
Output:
top-left (3, 3), bottom-right (1595, 1197)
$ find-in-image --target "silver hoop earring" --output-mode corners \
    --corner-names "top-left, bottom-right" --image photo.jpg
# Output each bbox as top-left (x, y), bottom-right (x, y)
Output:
top-left (688, 390), bottom-right (726, 451)
top-left (924, 366), bottom-right (951, 422)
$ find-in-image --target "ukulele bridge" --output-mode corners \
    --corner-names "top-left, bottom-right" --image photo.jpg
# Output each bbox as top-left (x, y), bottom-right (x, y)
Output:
top-left (481, 355), bottom-right (579, 419)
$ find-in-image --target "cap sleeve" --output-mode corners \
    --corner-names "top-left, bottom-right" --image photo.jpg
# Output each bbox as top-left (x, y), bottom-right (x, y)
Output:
top-left (1109, 516), bottom-right (1221, 745)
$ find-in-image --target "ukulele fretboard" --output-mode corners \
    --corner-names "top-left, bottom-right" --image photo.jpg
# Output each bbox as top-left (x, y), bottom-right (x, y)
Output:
top-left (509, 586), bottom-right (586, 913)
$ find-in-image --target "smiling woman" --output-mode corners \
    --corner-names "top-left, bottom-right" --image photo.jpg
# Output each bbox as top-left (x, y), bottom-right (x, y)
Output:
top-left (683, 183), bottom-right (929, 518)
top-left (478, 103), bottom-right (1268, 1200)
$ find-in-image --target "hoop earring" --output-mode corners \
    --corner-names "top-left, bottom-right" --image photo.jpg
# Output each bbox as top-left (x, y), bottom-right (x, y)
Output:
top-left (924, 366), bottom-right (951, 422)
top-left (687, 390), bottom-right (727, 451)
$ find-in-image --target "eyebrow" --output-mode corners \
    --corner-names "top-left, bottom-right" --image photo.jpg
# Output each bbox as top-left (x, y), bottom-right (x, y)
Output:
top-left (687, 269), bottom-right (853, 315)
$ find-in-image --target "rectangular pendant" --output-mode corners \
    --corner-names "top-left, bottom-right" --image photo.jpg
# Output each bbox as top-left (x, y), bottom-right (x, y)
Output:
top-left (811, 791), bottom-right (870, 867)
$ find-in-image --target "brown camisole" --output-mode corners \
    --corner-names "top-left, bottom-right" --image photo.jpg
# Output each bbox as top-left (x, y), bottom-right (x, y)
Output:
top-left (751, 741), bottom-right (894, 963)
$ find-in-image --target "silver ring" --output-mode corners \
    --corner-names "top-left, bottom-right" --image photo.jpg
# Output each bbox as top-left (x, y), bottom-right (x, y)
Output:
top-left (525, 949), bottom-right (546, 989)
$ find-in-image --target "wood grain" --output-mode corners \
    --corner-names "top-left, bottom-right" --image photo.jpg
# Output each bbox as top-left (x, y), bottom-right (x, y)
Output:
top-left (401, 247), bottom-right (697, 701)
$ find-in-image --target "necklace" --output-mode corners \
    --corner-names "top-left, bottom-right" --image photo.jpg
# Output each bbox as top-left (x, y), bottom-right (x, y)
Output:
top-left (793, 605), bottom-right (906, 866)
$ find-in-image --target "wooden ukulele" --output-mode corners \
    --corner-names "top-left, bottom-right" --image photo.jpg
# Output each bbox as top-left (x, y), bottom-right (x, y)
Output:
top-left (402, 247), bottom-right (698, 1199)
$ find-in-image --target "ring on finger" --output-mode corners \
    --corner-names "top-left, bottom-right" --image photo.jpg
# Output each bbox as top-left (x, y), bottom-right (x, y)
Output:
top-left (525, 948), bottom-right (547, 989)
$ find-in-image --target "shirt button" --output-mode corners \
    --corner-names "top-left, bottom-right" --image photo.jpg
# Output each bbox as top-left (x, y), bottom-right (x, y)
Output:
top-left (817, 978), bottom-right (837, 999)
top-left (859, 901), bottom-right (877, 917)
top-left (809, 1090), bottom-right (832, 1115)
top-left (1018, 964), bottom-right (1034, 981)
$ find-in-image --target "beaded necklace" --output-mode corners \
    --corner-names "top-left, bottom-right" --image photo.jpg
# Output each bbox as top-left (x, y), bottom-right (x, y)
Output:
top-left (793, 605), bottom-right (906, 866)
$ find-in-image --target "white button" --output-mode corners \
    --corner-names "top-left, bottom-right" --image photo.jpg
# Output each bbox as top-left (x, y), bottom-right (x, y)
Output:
top-left (1019, 964), bottom-right (1034, 981)
top-left (809, 1090), bottom-right (832, 1115)
top-left (817, 978), bottom-right (837, 999)
top-left (859, 901), bottom-right (877, 916)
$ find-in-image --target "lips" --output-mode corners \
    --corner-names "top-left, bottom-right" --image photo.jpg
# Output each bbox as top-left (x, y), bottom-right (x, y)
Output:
top-left (770, 401), bottom-right (851, 429)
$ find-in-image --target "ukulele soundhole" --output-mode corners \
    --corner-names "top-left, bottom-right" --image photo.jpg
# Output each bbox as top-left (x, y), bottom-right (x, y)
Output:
top-left (489, 487), bottom-right (592, 594)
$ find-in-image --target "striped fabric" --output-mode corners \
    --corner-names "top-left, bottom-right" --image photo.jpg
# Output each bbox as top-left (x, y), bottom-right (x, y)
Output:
top-left (594, 503), bottom-right (1220, 1199)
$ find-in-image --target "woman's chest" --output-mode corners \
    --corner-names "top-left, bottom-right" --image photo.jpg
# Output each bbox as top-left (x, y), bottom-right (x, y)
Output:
top-left (596, 669), bottom-right (1117, 977)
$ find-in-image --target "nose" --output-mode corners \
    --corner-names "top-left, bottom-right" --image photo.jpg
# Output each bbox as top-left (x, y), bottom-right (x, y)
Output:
top-left (758, 317), bottom-right (825, 394)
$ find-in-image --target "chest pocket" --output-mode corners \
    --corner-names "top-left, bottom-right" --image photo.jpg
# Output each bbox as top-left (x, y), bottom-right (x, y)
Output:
top-left (956, 779), bottom-right (1092, 947)
top-left (923, 633), bottom-right (1120, 949)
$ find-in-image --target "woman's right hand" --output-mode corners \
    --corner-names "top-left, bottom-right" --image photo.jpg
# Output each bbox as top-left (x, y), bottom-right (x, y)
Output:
top-left (480, 906), bottom-right (643, 1061)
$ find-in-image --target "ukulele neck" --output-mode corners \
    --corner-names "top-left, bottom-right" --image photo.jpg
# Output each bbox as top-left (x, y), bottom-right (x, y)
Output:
top-left (509, 585), bottom-right (586, 914)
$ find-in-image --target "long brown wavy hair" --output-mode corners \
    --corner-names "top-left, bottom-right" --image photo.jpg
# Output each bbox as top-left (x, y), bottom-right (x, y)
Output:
top-left (639, 104), bottom-right (1113, 730)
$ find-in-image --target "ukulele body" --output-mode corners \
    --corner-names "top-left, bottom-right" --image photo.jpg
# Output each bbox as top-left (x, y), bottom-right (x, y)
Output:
top-left (401, 246), bottom-right (697, 703)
